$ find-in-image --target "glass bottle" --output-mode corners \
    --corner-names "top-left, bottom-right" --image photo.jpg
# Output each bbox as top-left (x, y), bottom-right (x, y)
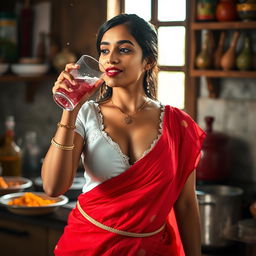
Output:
top-left (0, 116), bottom-right (22, 176)
top-left (21, 131), bottom-right (41, 178)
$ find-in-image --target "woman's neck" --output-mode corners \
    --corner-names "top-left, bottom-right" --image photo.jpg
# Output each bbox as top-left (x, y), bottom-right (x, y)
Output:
top-left (111, 87), bottom-right (147, 113)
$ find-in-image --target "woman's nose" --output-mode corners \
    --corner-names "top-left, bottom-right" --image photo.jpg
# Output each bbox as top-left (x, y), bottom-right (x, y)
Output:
top-left (107, 52), bottom-right (119, 64)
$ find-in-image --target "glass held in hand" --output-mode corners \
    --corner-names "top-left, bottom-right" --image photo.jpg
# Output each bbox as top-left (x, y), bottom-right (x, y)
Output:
top-left (53, 55), bottom-right (103, 111)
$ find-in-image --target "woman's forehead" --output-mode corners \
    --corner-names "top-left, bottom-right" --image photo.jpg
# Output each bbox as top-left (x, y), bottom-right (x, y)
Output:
top-left (101, 24), bottom-right (137, 45)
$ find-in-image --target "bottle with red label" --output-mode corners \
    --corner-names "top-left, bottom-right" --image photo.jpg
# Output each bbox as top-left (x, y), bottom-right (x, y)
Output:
top-left (0, 116), bottom-right (22, 176)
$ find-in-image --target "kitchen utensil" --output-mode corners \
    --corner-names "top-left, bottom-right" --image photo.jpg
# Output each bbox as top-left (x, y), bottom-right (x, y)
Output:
top-left (0, 63), bottom-right (9, 75)
top-left (0, 192), bottom-right (68, 215)
top-left (197, 185), bottom-right (244, 248)
top-left (11, 63), bottom-right (49, 76)
top-left (0, 176), bottom-right (32, 195)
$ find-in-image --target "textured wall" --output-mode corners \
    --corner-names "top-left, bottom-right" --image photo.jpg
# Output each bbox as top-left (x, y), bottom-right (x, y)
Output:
top-left (198, 78), bottom-right (256, 182)
top-left (0, 78), bottom-right (61, 157)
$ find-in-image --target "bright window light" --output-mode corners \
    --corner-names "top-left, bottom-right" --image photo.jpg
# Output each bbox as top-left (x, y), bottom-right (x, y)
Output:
top-left (124, 0), bottom-right (151, 21)
top-left (158, 26), bottom-right (186, 66)
top-left (158, 0), bottom-right (186, 21)
top-left (158, 71), bottom-right (185, 109)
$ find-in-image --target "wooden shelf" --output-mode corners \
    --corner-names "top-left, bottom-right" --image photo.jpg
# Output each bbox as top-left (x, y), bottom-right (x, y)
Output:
top-left (190, 69), bottom-right (256, 78)
top-left (0, 74), bottom-right (56, 83)
top-left (192, 21), bottom-right (256, 30)
top-left (0, 74), bottom-right (57, 102)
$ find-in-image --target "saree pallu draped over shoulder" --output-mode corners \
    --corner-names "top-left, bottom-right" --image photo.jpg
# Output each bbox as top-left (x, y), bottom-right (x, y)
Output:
top-left (54, 106), bottom-right (206, 256)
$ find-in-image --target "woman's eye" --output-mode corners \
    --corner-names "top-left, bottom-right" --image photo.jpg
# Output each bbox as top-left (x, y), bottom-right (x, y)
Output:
top-left (120, 48), bottom-right (130, 53)
top-left (100, 49), bottom-right (109, 54)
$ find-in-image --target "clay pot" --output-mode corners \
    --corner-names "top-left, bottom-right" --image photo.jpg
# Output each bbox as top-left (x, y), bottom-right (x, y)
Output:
top-left (216, 0), bottom-right (238, 21)
top-left (53, 48), bottom-right (76, 72)
top-left (236, 35), bottom-right (252, 70)
top-left (220, 31), bottom-right (240, 71)
top-left (195, 30), bottom-right (213, 69)
top-left (197, 0), bottom-right (218, 21)
top-left (213, 31), bottom-right (226, 69)
top-left (196, 116), bottom-right (231, 182)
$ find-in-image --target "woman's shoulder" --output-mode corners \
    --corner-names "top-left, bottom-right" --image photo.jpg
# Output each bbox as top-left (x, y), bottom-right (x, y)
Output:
top-left (79, 100), bottom-right (98, 113)
top-left (164, 105), bottom-right (193, 122)
top-left (163, 105), bottom-right (203, 136)
top-left (77, 100), bottom-right (99, 121)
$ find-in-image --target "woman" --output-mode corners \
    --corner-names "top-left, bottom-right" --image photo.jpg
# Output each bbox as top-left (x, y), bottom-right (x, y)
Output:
top-left (42, 14), bottom-right (206, 256)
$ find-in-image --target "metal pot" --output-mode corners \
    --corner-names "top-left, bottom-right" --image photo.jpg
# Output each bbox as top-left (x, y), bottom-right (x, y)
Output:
top-left (196, 185), bottom-right (244, 248)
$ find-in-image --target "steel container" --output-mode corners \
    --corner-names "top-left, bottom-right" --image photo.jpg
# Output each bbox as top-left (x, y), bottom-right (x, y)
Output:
top-left (196, 185), bottom-right (244, 248)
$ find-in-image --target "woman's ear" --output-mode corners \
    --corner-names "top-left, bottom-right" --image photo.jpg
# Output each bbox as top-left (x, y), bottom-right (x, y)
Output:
top-left (145, 63), bottom-right (151, 71)
top-left (145, 57), bottom-right (156, 71)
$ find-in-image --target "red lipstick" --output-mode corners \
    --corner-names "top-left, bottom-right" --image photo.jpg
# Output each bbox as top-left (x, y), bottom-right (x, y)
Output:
top-left (105, 67), bottom-right (122, 77)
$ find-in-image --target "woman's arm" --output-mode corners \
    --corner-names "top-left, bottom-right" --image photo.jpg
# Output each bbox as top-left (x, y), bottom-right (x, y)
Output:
top-left (41, 63), bottom-right (102, 197)
top-left (174, 171), bottom-right (201, 256)
top-left (41, 109), bottom-right (84, 197)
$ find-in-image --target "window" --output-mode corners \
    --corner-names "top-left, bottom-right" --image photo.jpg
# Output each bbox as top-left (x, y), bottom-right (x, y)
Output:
top-left (122, 0), bottom-right (188, 109)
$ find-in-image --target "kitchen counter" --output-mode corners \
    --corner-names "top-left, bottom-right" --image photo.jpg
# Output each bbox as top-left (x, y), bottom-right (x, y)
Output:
top-left (0, 202), bottom-right (74, 230)
top-left (0, 202), bottom-right (75, 256)
top-left (0, 202), bottom-right (253, 256)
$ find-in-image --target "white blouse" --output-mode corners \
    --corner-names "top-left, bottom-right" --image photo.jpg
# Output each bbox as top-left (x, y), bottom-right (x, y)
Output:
top-left (75, 100), bottom-right (164, 193)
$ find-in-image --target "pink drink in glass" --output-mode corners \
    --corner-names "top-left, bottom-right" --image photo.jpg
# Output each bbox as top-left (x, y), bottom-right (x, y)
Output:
top-left (53, 76), bottom-right (99, 111)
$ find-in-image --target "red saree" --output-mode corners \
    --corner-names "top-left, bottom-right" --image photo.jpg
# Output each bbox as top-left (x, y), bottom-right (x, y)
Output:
top-left (54, 106), bottom-right (206, 256)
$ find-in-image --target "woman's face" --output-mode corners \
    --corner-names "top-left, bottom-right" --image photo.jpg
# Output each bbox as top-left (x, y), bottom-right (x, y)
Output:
top-left (99, 24), bottom-right (148, 89)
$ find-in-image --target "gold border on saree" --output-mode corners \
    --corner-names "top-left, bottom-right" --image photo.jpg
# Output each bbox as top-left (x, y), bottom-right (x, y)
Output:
top-left (77, 201), bottom-right (165, 238)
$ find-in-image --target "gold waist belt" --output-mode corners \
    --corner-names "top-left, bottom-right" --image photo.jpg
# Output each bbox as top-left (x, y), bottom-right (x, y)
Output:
top-left (77, 201), bottom-right (165, 238)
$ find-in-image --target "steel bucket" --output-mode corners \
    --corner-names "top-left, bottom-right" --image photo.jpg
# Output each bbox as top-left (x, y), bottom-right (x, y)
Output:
top-left (196, 185), bottom-right (244, 248)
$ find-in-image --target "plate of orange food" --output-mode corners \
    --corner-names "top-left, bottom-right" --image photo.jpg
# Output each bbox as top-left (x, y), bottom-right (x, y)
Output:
top-left (0, 192), bottom-right (69, 215)
top-left (0, 176), bottom-right (33, 195)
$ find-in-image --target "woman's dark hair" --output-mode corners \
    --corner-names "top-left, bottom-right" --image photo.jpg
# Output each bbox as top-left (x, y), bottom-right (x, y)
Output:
top-left (96, 13), bottom-right (158, 101)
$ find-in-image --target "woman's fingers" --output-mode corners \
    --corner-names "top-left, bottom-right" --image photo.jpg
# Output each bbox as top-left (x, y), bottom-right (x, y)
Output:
top-left (53, 63), bottom-right (80, 94)
top-left (57, 70), bottom-right (77, 84)
top-left (65, 63), bottom-right (79, 72)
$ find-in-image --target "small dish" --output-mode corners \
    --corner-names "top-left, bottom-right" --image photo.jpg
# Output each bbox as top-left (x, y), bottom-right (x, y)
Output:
top-left (0, 63), bottom-right (9, 75)
top-left (0, 192), bottom-right (69, 215)
top-left (11, 63), bottom-right (49, 76)
top-left (0, 176), bottom-right (32, 195)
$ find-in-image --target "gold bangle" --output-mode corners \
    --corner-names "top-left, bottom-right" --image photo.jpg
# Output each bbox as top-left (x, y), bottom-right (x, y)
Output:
top-left (57, 122), bottom-right (76, 129)
top-left (51, 138), bottom-right (74, 150)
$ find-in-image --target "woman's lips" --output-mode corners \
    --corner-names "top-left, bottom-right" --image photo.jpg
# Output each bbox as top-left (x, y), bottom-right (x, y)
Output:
top-left (105, 67), bottom-right (122, 77)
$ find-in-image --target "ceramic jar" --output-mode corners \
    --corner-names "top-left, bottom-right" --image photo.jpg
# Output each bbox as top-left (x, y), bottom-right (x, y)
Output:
top-left (220, 31), bottom-right (240, 71)
top-left (196, 116), bottom-right (231, 182)
top-left (53, 48), bottom-right (76, 72)
top-left (195, 30), bottom-right (213, 69)
top-left (197, 0), bottom-right (217, 21)
top-left (213, 31), bottom-right (226, 69)
top-left (216, 0), bottom-right (238, 21)
top-left (236, 35), bottom-right (252, 70)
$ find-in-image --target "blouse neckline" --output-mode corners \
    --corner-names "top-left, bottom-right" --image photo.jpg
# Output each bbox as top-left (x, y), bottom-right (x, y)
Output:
top-left (93, 101), bottom-right (165, 167)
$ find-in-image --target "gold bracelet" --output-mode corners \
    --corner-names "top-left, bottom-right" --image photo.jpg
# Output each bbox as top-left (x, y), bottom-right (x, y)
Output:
top-left (51, 138), bottom-right (74, 150)
top-left (57, 122), bottom-right (76, 129)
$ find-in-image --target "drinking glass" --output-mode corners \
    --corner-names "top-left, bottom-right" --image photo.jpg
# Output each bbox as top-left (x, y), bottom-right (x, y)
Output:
top-left (53, 55), bottom-right (103, 111)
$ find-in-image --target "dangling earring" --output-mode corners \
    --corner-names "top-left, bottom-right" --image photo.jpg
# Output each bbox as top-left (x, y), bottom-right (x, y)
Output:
top-left (146, 71), bottom-right (151, 95)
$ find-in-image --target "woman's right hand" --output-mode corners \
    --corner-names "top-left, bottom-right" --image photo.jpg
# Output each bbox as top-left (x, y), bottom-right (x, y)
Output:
top-left (52, 63), bottom-right (79, 95)
top-left (52, 63), bottom-right (104, 112)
